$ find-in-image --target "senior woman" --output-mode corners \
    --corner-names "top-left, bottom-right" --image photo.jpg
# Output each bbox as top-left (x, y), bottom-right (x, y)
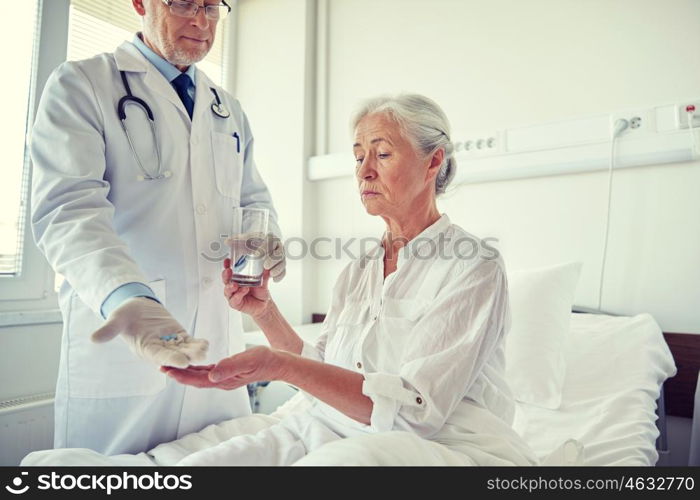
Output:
top-left (163, 94), bottom-right (538, 466)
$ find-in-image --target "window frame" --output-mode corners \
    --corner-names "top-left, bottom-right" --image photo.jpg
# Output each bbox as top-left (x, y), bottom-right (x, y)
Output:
top-left (0, 0), bottom-right (70, 310)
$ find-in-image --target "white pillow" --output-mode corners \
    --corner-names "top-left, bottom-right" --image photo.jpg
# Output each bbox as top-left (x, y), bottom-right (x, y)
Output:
top-left (504, 262), bottom-right (582, 409)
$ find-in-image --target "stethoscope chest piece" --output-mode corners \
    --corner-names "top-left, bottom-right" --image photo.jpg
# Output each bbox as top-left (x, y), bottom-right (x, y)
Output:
top-left (211, 102), bottom-right (230, 119)
top-left (209, 87), bottom-right (230, 118)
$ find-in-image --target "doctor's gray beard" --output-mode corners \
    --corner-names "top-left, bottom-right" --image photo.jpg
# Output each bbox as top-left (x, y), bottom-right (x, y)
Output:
top-left (167, 45), bottom-right (208, 67)
top-left (144, 23), bottom-right (211, 67)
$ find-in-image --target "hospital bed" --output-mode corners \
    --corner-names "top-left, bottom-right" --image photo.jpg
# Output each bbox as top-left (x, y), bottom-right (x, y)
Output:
top-left (22, 310), bottom-right (676, 466)
top-left (250, 311), bottom-right (676, 466)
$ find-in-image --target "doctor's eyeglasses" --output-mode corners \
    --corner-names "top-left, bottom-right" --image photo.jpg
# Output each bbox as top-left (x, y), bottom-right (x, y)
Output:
top-left (161, 0), bottom-right (231, 20)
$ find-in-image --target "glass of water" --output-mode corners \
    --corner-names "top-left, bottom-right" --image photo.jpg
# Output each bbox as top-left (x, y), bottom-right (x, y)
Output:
top-left (229, 207), bottom-right (269, 287)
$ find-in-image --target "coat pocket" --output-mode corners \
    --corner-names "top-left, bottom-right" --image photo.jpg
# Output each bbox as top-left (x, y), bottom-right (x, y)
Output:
top-left (212, 132), bottom-right (244, 201)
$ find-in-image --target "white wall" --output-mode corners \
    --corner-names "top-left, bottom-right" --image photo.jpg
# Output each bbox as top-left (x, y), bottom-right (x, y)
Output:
top-left (0, 322), bottom-right (61, 401)
top-left (324, 0), bottom-right (700, 148)
top-left (234, 0), bottom-right (318, 327)
top-left (264, 0), bottom-right (700, 332)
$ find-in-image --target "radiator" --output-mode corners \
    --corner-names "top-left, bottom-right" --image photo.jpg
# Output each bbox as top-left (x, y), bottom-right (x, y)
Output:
top-left (0, 393), bottom-right (54, 466)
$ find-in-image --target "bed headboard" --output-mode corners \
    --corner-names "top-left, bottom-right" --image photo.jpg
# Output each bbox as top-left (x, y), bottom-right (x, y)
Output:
top-left (662, 332), bottom-right (700, 419)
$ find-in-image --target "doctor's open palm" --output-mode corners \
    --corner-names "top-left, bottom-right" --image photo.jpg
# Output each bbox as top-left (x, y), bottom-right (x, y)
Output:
top-left (221, 258), bottom-right (271, 318)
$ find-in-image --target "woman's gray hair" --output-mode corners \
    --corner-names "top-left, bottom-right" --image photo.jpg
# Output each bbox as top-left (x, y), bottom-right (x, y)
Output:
top-left (351, 94), bottom-right (456, 195)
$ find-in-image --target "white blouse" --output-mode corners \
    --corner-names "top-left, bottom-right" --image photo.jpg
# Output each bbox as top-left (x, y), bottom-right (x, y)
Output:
top-left (301, 214), bottom-right (517, 440)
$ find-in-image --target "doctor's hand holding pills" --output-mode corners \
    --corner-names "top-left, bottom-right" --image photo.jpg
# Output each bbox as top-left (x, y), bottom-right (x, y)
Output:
top-left (90, 297), bottom-right (209, 368)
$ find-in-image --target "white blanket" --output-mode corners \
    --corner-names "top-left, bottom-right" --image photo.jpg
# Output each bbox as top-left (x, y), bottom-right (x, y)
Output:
top-left (24, 396), bottom-right (576, 466)
top-left (22, 414), bottom-right (279, 466)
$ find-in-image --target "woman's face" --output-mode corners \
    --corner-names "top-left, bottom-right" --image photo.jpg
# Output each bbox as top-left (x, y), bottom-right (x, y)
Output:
top-left (353, 113), bottom-right (438, 219)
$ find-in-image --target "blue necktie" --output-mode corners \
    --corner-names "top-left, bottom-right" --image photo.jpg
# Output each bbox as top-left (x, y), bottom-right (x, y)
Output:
top-left (172, 73), bottom-right (194, 119)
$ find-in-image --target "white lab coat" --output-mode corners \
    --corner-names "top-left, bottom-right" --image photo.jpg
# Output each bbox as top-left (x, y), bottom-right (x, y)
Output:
top-left (30, 41), bottom-right (280, 455)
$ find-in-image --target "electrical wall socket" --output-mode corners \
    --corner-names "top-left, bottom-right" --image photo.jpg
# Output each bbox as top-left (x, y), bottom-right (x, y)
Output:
top-left (454, 133), bottom-right (499, 154)
top-left (610, 110), bottom-right (652, 135)
top-left (676, 101), bottom-right (700, 129)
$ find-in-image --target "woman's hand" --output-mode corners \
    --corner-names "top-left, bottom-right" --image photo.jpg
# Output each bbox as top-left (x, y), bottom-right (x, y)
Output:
top-left (161, 346), bottom-right (286, 390)
top-left (222, 258), bottom-right (272, 319)
top-left (160, 364), bottom-right (222, 388)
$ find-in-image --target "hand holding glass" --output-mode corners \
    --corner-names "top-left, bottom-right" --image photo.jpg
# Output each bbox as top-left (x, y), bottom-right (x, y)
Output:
top-left (229, 207), bottom-right (269, 287)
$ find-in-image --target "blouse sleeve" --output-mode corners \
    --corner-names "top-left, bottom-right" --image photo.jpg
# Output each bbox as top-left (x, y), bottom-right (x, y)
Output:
top-left (361, 259), bottom-right (509, 437)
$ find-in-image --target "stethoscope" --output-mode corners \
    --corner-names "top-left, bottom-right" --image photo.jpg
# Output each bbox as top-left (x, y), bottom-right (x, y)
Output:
top-left (118, 70), bottom-right (231, 181)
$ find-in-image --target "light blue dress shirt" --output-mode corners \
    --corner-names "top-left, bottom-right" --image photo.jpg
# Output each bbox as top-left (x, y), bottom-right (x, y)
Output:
top-left (101, 34), bottom-right (199, 318)
top-left (132, 33), bottom-right (197, 100)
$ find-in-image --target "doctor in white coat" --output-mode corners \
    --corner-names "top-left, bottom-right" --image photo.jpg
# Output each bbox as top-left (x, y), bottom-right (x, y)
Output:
top-left (30, 0), bottom-right (284, 455)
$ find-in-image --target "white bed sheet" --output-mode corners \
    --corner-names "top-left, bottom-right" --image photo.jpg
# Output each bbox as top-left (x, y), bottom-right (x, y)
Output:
top-left (512, 312), bottom-right (676, 466)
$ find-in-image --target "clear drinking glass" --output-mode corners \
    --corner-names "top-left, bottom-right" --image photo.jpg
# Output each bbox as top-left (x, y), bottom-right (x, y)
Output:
top-left (229, 207), bottom-right (269, 287)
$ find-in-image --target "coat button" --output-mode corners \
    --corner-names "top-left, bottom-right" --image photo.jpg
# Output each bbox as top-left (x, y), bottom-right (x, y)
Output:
top-left (202, 276), bottom-right (212, 286)
top-left (196, 204), bottom-right (207, 215)
top-left (356, 362), bottom-right (362, 369)
top-left (416, 397), bottom-right (423, 405)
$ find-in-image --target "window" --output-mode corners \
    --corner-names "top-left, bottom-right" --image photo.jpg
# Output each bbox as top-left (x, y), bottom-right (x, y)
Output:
top-left (68, 0), bottom-right (228, 86)
top-left (0, 0), bottom-right (40, 276)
